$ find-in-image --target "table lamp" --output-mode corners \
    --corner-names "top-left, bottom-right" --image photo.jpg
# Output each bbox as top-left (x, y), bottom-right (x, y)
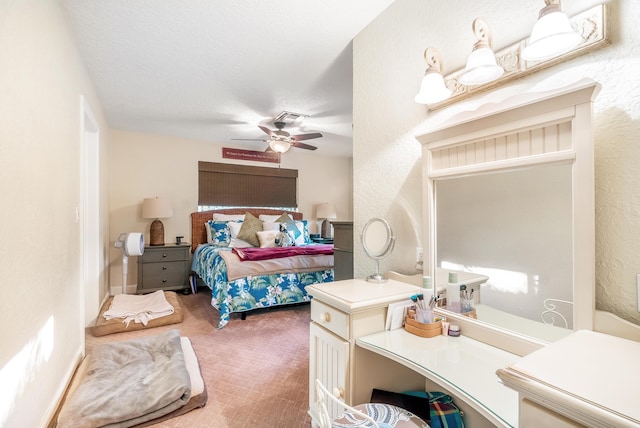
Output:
top-left (142, 197), bottom-right (173, 246)
top-left (315, 202), bottom-right (337, 239)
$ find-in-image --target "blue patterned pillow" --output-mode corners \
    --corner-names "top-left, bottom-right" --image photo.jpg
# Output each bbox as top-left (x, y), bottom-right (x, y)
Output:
top-left (275, 213), bottom-right (301, 239)
top-left (298, 220), bottom-right (312, 245)
top-left (206, 220), bottom-right (233, 247)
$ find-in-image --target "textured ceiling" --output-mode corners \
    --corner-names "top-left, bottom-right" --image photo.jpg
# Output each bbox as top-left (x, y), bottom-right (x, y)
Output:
top-left (59, 0), bottom-right (396, 157)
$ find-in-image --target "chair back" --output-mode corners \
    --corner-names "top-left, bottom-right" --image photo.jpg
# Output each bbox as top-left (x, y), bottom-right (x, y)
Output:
top-left (314, 379), bottom-right (379, 428)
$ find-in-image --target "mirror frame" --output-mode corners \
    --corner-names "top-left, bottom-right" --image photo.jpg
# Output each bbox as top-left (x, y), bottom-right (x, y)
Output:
top-left (417, 79), bottom-right (600, 355)
top-left (361, 217), bottom-right (396, 283)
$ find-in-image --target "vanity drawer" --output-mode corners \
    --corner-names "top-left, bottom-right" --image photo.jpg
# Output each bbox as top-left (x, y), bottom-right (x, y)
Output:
top-left (311, 300), bottom-right (349, 340)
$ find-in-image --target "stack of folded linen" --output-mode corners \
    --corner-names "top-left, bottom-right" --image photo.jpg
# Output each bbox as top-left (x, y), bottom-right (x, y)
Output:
top-left (104, 290), bottom-right (174, 326)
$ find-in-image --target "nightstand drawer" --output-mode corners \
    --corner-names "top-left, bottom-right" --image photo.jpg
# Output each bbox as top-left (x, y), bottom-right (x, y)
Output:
top-left (141, 263), bottom-right (187, 287)
top-left (311, 299), bottom-right (349, 340)
top-left (142, 247), bottom-right (189, 263)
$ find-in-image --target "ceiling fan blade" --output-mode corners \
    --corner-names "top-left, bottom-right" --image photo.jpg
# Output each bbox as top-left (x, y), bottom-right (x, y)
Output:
top-left (292, 132), bottom-right (323, 141)
top-left (291, 141), bottom-right (317, 150)
top-left (258, 125), bottom-right (275, 137)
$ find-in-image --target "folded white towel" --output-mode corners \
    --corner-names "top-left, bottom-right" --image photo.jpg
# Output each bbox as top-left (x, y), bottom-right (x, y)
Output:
top-left (103, 290), bottom-right (175, 326)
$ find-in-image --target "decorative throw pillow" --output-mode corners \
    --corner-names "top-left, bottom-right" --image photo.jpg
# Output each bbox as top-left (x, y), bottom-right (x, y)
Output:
top-left (256, 230), bottom-right (279, 248)
top-left (206, 220), bottom-right (232, 246)
top-left (295, 220), bottom-right (311, 245)
top-left (275, 213), bottom-right (301, 239)
top-left (237, 212), bottom-right (263, 247)
top-left (275, 223), bottom-right (295, 247)
top-left (228, 221), bottom-right (253, 248)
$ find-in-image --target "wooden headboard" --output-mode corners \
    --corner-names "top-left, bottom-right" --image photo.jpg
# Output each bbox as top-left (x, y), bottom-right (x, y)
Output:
top-left (190, 208), bottom-right (303, 253)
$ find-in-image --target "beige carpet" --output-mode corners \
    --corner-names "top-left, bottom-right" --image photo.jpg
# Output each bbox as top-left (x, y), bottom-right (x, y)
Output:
top-left (84, 291), bottom-right (312, 427)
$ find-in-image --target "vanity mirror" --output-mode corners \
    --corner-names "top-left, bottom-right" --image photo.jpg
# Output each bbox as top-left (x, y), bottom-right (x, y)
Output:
top-left (417, 79), bottom-right (600, 351)
top-left (361, 217), bottom-right (396, 283)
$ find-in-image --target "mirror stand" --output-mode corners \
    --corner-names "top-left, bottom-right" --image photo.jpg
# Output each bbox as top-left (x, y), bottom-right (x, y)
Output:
top-left (366, 260), bottom-right (387, 283)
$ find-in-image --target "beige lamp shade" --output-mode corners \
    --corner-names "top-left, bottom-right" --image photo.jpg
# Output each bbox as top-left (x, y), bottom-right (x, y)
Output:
top-left (315, 202), bottom-right (337, 220)
top-left (315, 203), bottom-right (337, 239)
top-left (142, 197), bottom-right (173, 246)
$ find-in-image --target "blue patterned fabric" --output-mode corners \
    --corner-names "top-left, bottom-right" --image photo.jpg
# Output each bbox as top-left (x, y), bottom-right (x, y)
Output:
top-left (299, 220), bottom-right (311, 244)
top-left (206, 220), bottom-right (233, 246)
top-left (192, 244), bottom-right (334, 328)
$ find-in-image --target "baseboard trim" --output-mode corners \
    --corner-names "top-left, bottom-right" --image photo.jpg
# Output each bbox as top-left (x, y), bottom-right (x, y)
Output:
top-left (43, 346), bottom-right (84, 428)
top-left (109, 284), bottom-right (138, 295)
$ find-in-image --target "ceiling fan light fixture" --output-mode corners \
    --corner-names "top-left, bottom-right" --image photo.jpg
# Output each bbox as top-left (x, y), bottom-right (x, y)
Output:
top-left (269, 139), bottom-right (291, 153)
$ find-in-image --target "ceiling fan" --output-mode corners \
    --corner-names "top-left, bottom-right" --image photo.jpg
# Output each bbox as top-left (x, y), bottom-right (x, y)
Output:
top-left (233, 121), bottom-right (323, 153)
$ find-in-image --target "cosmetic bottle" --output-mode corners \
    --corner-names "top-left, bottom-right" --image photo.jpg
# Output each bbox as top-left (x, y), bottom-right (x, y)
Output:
top-left (446, 272), bottom-right (461, 312)
top-left (421, 275), bottom-right (434, 301)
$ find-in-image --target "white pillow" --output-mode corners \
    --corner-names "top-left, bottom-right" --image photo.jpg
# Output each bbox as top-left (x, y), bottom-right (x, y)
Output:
top-left (227, 221), bottom-right (253, 248)
top-left (213, 213), bottom-right (245, 221)
top-left (259, 214), bottom-right (292, 222)
top-left (256, 230), bottom-right (279, 248)
top-left (262, 221), bottom-right (280, 232)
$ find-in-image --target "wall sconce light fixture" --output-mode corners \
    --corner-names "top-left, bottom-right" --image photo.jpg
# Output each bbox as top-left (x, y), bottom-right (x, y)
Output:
top-left (459, 18), bottom-right (504, 86)
top-left (415, 48), bottom-right (452, 105)
top-left (416, 3), bottom-right (607, 108)
top-left (522, 0), bottom-right (581, 62)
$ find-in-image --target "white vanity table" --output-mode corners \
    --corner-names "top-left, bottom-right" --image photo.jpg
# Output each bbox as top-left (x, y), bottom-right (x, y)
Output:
top-left (306, 278), bottom-right (425, 424)
top-left (308, 80), bottom-right (640, 428)
top-left (307, 278), bottom-right (520, 428)
top-left (357, 329), bottom-right (520, 427)
top-left (497, 330), bottom-right (640, 427)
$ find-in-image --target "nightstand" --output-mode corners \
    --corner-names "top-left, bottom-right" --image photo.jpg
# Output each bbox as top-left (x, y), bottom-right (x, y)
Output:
top-left (332, 221), bottom-right (353, 280)
top-left (137, 243), bottom-right (191, 293)
top-left (311, 237), bottom-right (334, 244)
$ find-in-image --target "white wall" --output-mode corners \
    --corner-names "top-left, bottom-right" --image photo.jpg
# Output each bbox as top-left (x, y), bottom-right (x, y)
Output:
top-left (0, 0), bottom-right (110, 426)
top-left (353, 0), bottom-right (640, 325)
top-left (109, 129), bottom-right (352, 290)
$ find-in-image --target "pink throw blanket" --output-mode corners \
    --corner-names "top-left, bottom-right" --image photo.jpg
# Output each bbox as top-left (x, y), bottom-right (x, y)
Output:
top-left (232, 244), bottom-right (333, 261)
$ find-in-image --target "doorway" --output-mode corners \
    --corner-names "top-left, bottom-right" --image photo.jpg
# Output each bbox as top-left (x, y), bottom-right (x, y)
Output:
top-left (81, 96), bottom-right (100, 331)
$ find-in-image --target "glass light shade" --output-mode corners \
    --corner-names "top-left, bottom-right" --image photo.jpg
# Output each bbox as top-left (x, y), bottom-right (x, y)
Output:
top-left (142, 197), bottom-right (173, 219)
top-left (522, 10), bottom-right (581, 61)
top-left (415, 72), bottom-right (452, 105)
top-left (459, 47), bottom-right (504, 86)
top-left (268, 139), bottom-right (290, 153)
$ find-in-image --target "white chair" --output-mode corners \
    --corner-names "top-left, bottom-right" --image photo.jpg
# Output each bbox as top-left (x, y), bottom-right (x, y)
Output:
top-left (314, 379), bottom-right (430, 428)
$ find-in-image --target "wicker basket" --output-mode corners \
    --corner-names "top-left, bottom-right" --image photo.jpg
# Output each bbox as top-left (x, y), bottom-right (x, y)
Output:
top-left (462, 309), bottom-right (477, 319)
top-left (404, 316), bottom-right (443, 338)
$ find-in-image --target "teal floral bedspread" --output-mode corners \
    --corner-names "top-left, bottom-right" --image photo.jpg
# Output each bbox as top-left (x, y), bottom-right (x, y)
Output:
top-left (192, 245), bottom-right (333, 328)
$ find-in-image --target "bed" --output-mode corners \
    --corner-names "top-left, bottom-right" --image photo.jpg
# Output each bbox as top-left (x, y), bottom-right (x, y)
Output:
top-left (190, 208), bottom-right (334, 328)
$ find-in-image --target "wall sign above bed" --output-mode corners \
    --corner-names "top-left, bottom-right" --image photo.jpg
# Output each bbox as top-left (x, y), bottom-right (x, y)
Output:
top-left (222, 147), bottom-right (281, 164)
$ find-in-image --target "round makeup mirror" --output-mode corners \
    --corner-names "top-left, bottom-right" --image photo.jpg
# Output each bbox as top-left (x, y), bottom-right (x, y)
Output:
top-left (361, 218), bottom-right (396, 283)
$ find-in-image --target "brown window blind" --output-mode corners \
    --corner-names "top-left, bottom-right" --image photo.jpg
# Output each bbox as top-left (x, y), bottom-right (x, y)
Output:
top-left (198, 161), bottom-right (298, 208)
